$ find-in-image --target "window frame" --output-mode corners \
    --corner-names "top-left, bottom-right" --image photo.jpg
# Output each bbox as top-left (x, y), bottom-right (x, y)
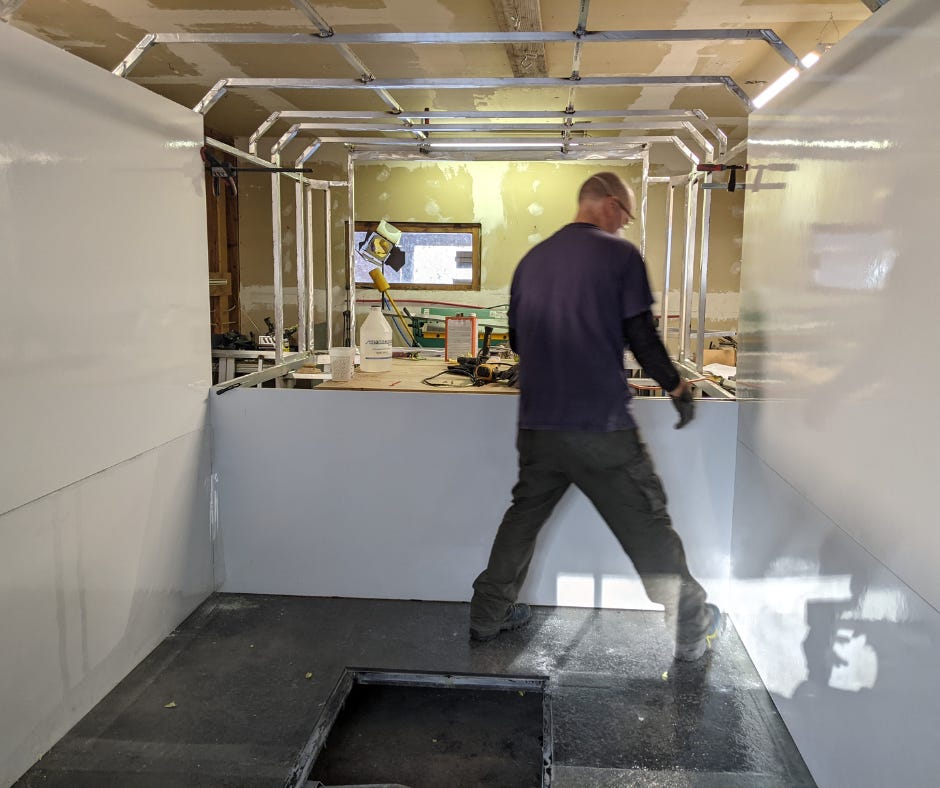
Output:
top-left (352, 221), bottom-right (482, 291)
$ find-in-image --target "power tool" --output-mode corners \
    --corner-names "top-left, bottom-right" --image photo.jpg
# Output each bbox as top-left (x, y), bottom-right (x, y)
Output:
top-left (449, 325), bottom-right (493, 374)
top-left (475, 363), bottom-right (518, 384)
top-left (475, 363), bottom-right (499, 383)
top-left (447, 325), bottom-right (511, 385)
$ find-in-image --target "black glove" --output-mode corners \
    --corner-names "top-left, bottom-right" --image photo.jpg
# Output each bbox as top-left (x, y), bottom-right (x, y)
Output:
top-left (671, 386), bottom-right (695, 429)
top-left (505, 363), bottom-right (520, 388)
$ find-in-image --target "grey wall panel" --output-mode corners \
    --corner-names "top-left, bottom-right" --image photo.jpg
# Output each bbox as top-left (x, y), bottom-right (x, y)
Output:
top-left (0, 429), bottom-right (212, 787)
top-left (211, 390), bottom-right (736, 611)
top-left (0, 22), bottom-right (211, 517)
top-left (733, 1), bottom-right (940, 785)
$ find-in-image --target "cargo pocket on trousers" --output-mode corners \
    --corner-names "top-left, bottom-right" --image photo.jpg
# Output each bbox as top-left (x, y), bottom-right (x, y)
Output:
top-left (624, 445), bottom-right (669, 520)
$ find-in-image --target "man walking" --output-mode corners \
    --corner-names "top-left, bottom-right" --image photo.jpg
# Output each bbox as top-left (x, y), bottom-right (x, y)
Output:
top-left (469, 172), bottom-right (721, 661)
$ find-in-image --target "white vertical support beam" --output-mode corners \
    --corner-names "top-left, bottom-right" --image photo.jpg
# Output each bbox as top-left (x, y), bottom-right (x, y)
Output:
top-left (271, 154), bottom-right (285, 371)
top-left (661, 183), bottom-right (675, 347)
top-left (678, 177), bottom-right (698, 365)
top-left (640, 147), bottom-right (649, 258)
top-left (306, 185), bottom-right (316, 351)
top-left (295, 175), bottom-right (308, 353)
top-left (293, 138), bottom-right (323, 353)
top-left (346, 151), bottom-right (356, 347)
top-left (695, 174), bottom-right (713, 372)
top-left (325, 187), bottom-right (334, 349)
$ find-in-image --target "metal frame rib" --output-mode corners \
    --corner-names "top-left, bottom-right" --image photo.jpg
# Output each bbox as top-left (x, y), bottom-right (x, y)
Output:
top-left (565, 0), bottom-right (593, 125)
top-left (113, 28), bottom-right (803, 79)
top-left (248, 109), bottom-right (725, 158)
top-left (194, 76), bottom-right (756, 115)
top-left (250, 120), bottom-right (713, 160)
top-left (289, 1), bottom-right (424, 140)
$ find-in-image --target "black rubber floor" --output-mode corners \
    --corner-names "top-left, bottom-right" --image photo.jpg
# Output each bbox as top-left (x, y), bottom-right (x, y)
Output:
top-left (16, 594), bottom-right (815, 787)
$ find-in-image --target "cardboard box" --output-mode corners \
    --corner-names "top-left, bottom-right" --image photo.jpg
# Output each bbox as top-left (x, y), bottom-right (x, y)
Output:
top-left (703, 347), bottom-right (737, 366)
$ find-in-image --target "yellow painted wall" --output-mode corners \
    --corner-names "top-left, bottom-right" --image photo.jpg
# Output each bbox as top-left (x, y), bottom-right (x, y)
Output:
top-left (237, 146), bottom-right (743, 348)
top-left (354, 160), bottom-right (640, 291)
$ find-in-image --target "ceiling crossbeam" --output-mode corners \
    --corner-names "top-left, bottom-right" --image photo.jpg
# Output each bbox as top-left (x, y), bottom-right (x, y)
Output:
top-left (112, 29), bottom-right (804, 77)
top-left (195, 76), bottom-right (756, 115)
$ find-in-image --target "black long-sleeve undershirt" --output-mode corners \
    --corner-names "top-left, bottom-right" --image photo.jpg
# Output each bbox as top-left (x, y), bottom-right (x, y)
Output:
top-left (511, 310), bottom-right (679, 392)
top-left (624, 310), bottom-right (681, 393)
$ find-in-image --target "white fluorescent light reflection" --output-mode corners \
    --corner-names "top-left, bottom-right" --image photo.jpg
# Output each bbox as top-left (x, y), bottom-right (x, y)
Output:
top-left (801, 51), bottom-right (821, 68)
top-left (753, 51), bottom-right (821, 110)
top-left (429, 141), bottom-right (561, 149)
top-left (749, 138), bottom-right (894, 151)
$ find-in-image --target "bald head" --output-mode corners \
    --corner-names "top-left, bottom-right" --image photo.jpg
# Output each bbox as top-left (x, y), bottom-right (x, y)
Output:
top-left (575, 172), bottom-right (636, 234)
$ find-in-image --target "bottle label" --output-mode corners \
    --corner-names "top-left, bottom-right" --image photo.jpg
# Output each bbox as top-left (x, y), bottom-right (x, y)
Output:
top-left (363, 338), bottom-right (392, 359)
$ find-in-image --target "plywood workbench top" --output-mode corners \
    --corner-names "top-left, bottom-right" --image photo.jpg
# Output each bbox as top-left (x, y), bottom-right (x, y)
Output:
top-left (314, 357), bottom-right (517, 394)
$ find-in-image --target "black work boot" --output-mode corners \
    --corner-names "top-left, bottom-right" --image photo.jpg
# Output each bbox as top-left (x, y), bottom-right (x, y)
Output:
top-left (674, 603), bottom-right (724, 661)
top-left (470, 603), bottom-right (532, 642)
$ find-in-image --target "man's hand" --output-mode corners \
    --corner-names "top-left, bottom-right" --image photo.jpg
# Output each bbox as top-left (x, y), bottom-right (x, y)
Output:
top-left (669, 380), bottom-right (695, 429)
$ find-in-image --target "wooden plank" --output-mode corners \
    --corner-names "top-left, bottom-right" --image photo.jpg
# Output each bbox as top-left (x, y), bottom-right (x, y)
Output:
top-left (316, 358), bottom-right (517, 395)
top-left (212, 189), bottom-right (226, 332)
top-left (225, 159), bottom-right (240, 333)
top-left (209, 271), bottom-right (232, 297)
top-left (204, 130), bottom-right (240, 335)
top-left (490, 0), bottom-right (547, 78)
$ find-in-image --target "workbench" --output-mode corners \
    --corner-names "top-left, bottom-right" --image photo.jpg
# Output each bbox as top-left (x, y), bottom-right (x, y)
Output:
top-left (314, 357), bottom-right (517, 394)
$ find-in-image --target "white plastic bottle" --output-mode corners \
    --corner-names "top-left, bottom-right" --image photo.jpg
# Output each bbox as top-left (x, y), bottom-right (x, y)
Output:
top-left (359, 306), bottom-right (393, 373)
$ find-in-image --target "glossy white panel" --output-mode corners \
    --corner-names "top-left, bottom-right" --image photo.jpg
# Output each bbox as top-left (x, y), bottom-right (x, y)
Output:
top-left (212, 390), bottom-right (735, 610)
top-left (0, 25), bottom-right (214, 784)
top-left (732, 432), bottom-right (940, 788)
top-left (0, 23), bottom-right (211, 516)
top-left (0, 429), bottom-right (212, 787)
top-left (735, 1), bottom-right (940, 785)
top-left (738, 0), bottom-right (940, 611)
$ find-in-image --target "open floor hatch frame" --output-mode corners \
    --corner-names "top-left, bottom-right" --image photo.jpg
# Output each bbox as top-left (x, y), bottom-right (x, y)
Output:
top-left (287, 668), bottom-right (553, 788)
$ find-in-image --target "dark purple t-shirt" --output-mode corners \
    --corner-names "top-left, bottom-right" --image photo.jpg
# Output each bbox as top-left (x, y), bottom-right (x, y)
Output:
top-left (510, 222), bottom-right (654, 431)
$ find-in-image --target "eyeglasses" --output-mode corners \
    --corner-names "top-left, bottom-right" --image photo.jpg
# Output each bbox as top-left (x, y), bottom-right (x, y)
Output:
top-left (589, 175), bottom-right (634, 226)
top-left (608, 195), bottom-right (634, 226)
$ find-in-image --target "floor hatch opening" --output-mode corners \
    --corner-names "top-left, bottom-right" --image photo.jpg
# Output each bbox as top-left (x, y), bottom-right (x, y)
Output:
top-left (290, 669), bottom-right (553, 788)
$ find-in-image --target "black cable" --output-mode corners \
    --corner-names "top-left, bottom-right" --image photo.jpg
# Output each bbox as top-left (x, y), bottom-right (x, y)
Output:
top-left (421, 368), bottom-right (478, 387)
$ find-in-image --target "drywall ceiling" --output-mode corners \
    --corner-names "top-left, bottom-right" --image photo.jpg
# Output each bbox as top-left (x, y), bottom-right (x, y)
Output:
top-left (8, 1), bottom-right (874, 152)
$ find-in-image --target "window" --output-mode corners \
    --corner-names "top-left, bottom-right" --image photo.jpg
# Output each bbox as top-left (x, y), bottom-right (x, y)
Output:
top-left (354, 222), bottom-right (481, 290)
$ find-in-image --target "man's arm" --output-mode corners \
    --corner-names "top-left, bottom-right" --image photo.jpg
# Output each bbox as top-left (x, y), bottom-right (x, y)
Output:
top-left (624, 310), bottom-right (694, 427)
top-left (623, 310), bottom-right (680, 393)
top-left (508, 271), bottom-right (521, 356)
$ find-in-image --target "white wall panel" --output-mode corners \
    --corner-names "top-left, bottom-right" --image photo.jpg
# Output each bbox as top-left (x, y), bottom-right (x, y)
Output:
top-left (212, 390), bottom-right (736, 611)
top-left (0, 23), bottom-right (211, 516)
top-left (734, 1), bottom-right (940, 785)
top-left (732, 430), bottom-right (940, 788)
top-left (0, 23), bottom-right (214, 785)
top-left (0, 429), bottom-right (212, 787)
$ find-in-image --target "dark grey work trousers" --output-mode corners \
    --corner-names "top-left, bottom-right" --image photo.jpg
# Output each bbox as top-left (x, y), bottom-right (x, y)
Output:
top-left (470, 428), bottom-right (710, 644)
